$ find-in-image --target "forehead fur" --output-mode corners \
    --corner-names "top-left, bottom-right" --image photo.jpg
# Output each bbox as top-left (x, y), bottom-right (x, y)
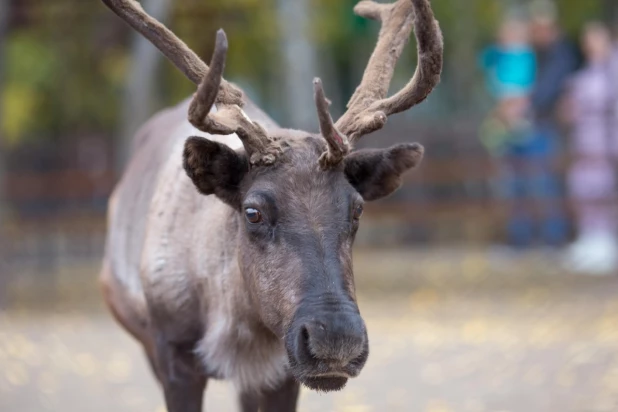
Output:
top-left (251, 129), bottom-right (337, 176)
top-left (245, 130), bottom-right (355, 207)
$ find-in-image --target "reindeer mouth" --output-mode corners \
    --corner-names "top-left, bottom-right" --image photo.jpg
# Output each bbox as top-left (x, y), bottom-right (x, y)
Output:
top-left (300, 370), bottom-right (356, 391)
top-left (301, 375), bottom-right (350, 392)
top-left (309, 371), bottom-right (354, 379)
top-left (284, 303), bottom-right (370, 392)
top-left (286, 346), bottom-right (369, 392)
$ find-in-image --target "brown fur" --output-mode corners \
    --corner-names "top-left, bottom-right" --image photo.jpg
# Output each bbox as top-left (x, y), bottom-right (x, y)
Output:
top-left (344, 143), bottom-right (425, 200)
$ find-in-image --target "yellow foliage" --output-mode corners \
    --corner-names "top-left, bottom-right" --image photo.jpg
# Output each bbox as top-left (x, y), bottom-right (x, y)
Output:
top-left (1, 84), bottom-right (40, 146)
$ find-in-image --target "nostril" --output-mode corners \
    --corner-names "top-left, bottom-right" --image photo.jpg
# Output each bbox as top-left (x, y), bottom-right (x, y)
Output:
top-left (301, 325), bottom-right (310, 345)
top-left (293, 317), bottom-right (366, 365)
top-left (297, 325), bottom-right (318, 360)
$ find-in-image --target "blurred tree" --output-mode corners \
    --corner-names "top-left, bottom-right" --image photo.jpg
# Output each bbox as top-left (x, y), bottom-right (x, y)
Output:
top-left (118, 0), bottom-right (171, 172)
top-left (557, 0), bottom-right (603, 35)
top-left (602, 0), bottom-right (618, 28)
top-left (276, 0), bottom-right (318, 130)
top-left (0, 0), bottom-right (8, 199)
top-left (449, 0), bottom-right (481, 111)
top-left (312, 0), bottom-right (363, 117)
top-left (1, 1), bottom-right (123, 145)
top-left (0, 0), bottom-right (9, 306)
top-left (161, 0), bottom-right (279, 116)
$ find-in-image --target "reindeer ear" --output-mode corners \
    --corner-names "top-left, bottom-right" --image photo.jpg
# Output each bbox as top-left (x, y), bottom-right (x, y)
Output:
top-left (344, 143), bottom-right (424, 201)
top-left (183, 136), bottom-right (249, 208)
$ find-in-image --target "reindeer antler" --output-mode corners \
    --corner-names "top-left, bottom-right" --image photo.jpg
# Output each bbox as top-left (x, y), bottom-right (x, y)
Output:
top-left (316, 0), bottom-right (443, 168)
top-left (188, 30), bottom-right (281, 166)
top-left (338, 0), bottom-right (443, 140)
top-left (101, 0), bottom-right (243, 105)
top-left (313, 78), bottom-right (351, 168)
top-left (103, 0), bottom-right (442, 170)
top-left (101, 0), bottom-right (279, 165)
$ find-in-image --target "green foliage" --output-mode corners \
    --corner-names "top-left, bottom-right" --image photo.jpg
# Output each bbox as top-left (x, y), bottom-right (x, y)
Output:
top-left (1, 3), bottom-right (125, 145)
top-left (557, 0), bottom-right (603, 36)
top-left (163, 0), bottom-right (279, 108)
top-left (1, 31), bottom-right (57, 145)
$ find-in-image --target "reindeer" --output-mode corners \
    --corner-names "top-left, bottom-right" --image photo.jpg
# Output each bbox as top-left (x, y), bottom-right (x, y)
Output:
top-left (99, 0), bottom-right (442, 410)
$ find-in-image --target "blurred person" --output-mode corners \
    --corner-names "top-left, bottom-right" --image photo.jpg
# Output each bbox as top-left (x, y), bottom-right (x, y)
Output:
top-left (498, 0), bottom-right (579, 248)
top-left (479, 16), bottom-right (535, 158)
top-left (481, 18), bottom-right (536, 102)
top-left (479, 16), bottom-right (542, 248)
top-left (561, 23), bottom-right (618, 274)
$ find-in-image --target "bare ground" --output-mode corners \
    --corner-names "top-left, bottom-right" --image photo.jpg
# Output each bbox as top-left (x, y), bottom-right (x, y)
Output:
top-left (2, 248), bottom-right (618, 411)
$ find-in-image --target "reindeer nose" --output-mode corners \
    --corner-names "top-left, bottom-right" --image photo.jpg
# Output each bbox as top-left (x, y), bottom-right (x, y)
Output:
top-left (299, 312), bottom-right (367, 365)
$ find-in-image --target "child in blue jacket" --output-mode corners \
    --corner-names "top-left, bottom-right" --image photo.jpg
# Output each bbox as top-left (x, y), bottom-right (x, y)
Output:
top-left (480, 18), bottom-right (536, 155)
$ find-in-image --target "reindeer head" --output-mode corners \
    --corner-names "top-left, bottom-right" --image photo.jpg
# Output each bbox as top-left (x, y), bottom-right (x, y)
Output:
top-left (104, 0), bottom-right (442, 392)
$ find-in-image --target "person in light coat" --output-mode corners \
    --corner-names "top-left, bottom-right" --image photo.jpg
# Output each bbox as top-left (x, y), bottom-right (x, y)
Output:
top-left (562, 22), bottom-right (618, 274)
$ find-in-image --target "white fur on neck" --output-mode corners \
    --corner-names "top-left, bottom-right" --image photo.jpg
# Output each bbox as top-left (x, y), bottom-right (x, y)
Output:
top-left (195, 312), bottom-right (288, 393)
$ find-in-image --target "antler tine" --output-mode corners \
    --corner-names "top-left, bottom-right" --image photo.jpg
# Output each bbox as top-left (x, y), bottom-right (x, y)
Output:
top-left (188, 29), bottom-right (233, 135)
top-left (353, 1), bottom-right (392, 21)
top-left (313, 78), bottom-right (350, 168)
top-left (101, 0), bottom-right (243, 106)
top-left (373, 0), bottom-right (443, 115)
top-left (335, 0), bottom-right (443, 142)
top-left (189, 30), bottom-right (281, 166)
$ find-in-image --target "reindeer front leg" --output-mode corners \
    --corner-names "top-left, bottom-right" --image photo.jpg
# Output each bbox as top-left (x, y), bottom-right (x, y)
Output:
top-left (259, 377), bottom-right (300, 412)
top-left (238, 376), bottom-right (300, 412)
top-left (153, 336), bottom-right (207, 412)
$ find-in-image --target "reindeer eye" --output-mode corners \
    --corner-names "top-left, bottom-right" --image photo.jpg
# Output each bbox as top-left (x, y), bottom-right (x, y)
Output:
top-left (245, 208), bottom-right (262, 224)
top-left (353, 204), bottom-right (364, 220)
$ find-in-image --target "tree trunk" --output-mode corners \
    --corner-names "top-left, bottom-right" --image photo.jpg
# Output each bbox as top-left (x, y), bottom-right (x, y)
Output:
top-left (448, 0), bottom-right (478, 111)
top-left (116, 0), bottom-right (172, 173)
top-left (0, 0), bottom-right (10, 306)
top-left (276, 0), bottom-right (319, 131)
top-left (604, 0), bottom-right (618, 28)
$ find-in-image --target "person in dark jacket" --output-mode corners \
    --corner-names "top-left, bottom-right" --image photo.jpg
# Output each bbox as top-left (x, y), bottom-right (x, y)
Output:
top-left (501, 0), bottom-right (579, 248)
top-left (530, 5), bottom-right (580, 123)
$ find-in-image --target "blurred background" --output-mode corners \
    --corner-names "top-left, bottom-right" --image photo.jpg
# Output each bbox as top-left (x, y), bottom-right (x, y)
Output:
top-left (2, 0), bottom-right (618, 411)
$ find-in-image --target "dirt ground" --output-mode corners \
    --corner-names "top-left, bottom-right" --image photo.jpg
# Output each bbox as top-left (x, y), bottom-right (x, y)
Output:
top-left (2, 250), bottom-right (618, 411)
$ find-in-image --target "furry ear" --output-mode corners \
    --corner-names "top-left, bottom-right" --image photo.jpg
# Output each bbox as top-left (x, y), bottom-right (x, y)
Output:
top-left (344, 143), bottom-right (424, 201)
top-left (183, 136), bottom-right (249, 208)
